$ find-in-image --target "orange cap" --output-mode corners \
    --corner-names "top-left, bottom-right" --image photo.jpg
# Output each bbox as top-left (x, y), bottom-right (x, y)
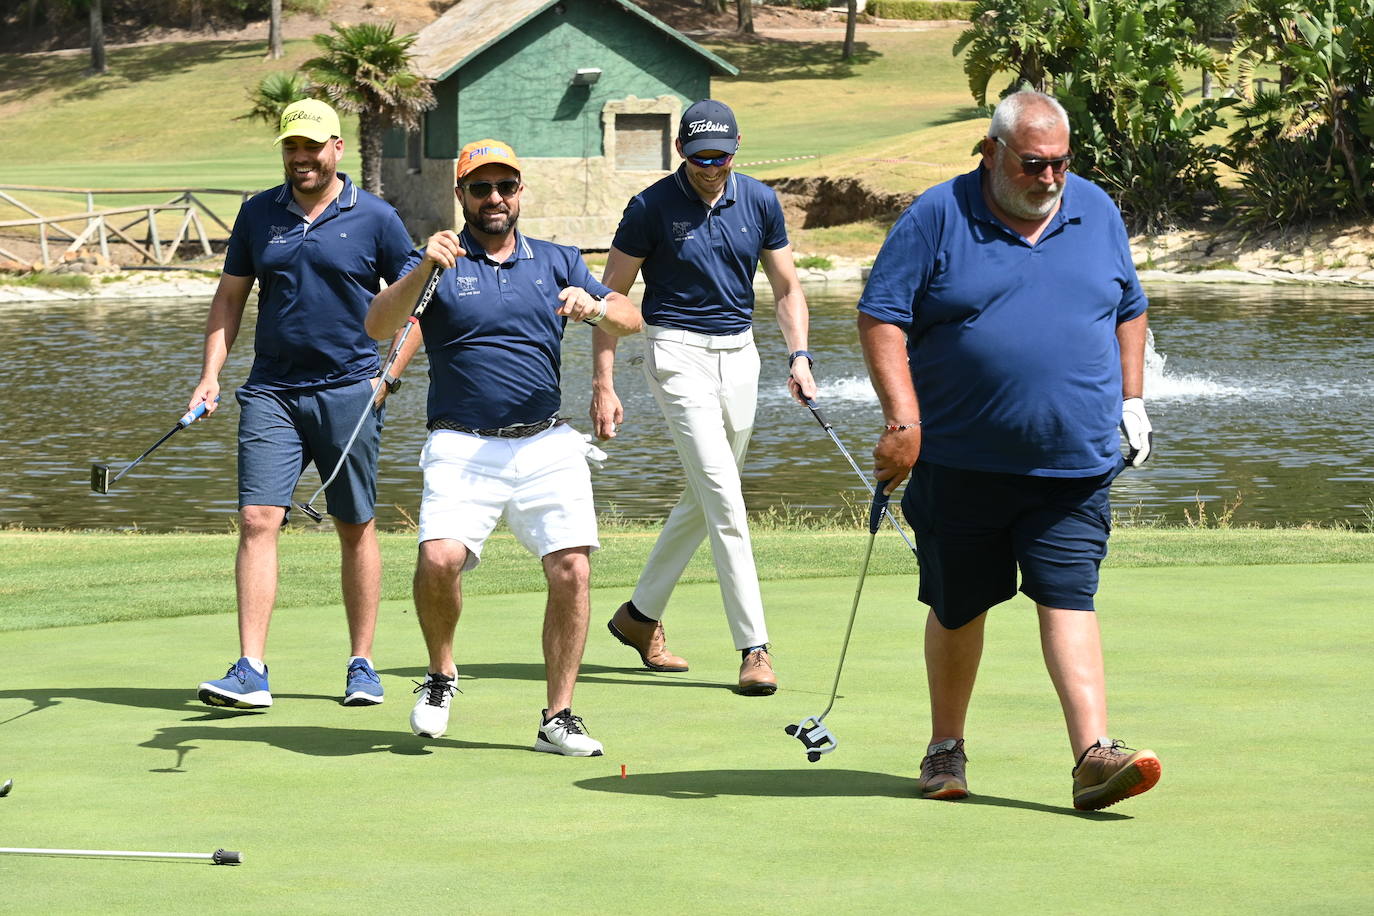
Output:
top-left (456, 139), bottom-right (521, 181)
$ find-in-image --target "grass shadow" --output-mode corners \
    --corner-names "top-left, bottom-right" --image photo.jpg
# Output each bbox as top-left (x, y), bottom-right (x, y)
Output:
top-left (138, 724), bottom-right (527, 769)
top-left (0, 40), bottom-right (250, 102)
top-left (713, 38), bottom-right (881, 81)
top-left (928, 105), bottom-right (987, 127)
top-left (380, 662), bottom-right (739, 692)
top-left (0, 687), bottom-right (356, 723)
top-left (958, 793), bottom-right (1131, 821)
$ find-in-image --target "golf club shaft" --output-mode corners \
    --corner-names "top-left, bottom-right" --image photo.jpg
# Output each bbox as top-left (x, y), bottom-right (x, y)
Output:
top-left (804, 399), bottom-right (917, 553)
top-left (105, 396), bottom-right (219, 486)
top-left (299, 267), bottom-right (444, 516)
top-left (817, 485), bottom-right (890, 722)
top-left (0, 846), bottom-right (241, 864)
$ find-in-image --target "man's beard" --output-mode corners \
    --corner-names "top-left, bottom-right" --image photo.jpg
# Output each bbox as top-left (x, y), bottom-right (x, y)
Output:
top-left (464, 201), bottom-right (518, 235)
top-left (285, 160), bottom-right (336, 195)
top-left (989, 155), bottom-right (1063, 221)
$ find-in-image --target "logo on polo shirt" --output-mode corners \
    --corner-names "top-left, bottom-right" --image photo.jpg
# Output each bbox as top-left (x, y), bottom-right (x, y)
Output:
top-left (456, 275), bottom-right (480, 297)
top-left (673, 220), bottom-right (694, 242)
top-left (269, 225), bottom-right (291, 244)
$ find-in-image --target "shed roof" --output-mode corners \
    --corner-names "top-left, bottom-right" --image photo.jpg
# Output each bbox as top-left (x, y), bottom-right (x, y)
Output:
top-left (410, 0), bottom-right (739, 82)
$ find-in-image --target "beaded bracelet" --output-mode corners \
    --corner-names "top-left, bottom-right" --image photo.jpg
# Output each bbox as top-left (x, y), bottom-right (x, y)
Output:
top-left (884, 422), bottom-right (919, 432)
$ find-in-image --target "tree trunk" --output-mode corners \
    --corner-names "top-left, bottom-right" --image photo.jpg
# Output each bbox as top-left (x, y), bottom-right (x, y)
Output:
top-left (191, 0), bottom-right (202, 31)
top-left (268, 0), bottom-right (284, 60)
top-left (702, 0), bottom-right (726, 15)
top-left (89, 0), bottom-right (106, 74)
top-left (843, 0), bottom-right (858, 60)
top-left (737, 0), bottom-right (753, 34)
top-left (359, 113), bottom-right (385, 197)
top-left (1201, 69), bottom-right (1212, 99)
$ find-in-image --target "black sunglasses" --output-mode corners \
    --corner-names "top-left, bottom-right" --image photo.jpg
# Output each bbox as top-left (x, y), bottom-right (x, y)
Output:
top-left (460, 179), bottom-right (521, 198)
top-left (992, 136), bottom-right (1072, 176)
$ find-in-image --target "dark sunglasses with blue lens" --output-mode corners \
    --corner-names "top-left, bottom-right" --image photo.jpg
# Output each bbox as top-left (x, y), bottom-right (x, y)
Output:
top-left (686, 153), bottom-right (733, 168)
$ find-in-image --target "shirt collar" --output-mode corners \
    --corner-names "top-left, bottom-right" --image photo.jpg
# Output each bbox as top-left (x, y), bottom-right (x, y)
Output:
top-left (963, 163), bottom-right (1081, 238)
top-left (274, 173), bottom-right (357, 216)
top-left (459, 226), bottom-right (533, 265)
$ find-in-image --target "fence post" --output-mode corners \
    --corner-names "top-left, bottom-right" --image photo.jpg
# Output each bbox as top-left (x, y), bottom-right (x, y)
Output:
top-left (147, 207), bottom-right (162, 264)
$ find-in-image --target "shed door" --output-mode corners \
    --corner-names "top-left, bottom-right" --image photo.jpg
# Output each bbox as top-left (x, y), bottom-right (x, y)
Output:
top-left (615, 114), bottom-right (670, 170)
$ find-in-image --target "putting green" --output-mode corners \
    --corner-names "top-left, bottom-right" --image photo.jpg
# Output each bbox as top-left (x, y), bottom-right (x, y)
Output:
top-left (1, 565), bottom-right (1369, 912)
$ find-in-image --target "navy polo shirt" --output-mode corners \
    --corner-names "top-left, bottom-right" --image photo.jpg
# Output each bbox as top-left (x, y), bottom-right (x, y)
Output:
top-left (404, 228), bottom-right (613, 430)
top-left (611, 166), bottom-right (789, 335)
top-left (858, 166), bottom-right (1148, 477)
top-left (224, 173), bottom-right (413, 390)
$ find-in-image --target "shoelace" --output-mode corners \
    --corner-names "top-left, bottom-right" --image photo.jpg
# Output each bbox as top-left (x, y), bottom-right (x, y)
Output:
top-left (412, 676), bottom-right (456, 707)
top-left (347, 662), bottom-right (378, 682)
top-left (925, 747), bottom-right (966, 777)
top-left (549, 711), bottom-right (587, 735)
top-left (745, 649), bottom-right (771, 669)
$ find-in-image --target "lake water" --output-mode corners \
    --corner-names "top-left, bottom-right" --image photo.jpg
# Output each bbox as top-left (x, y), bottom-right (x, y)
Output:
top-left (2, 280), bottom-right (1371, 531)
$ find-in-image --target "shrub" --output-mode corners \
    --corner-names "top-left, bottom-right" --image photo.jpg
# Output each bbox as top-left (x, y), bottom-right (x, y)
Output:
top-left (867, 0), bottom-right (975, 20)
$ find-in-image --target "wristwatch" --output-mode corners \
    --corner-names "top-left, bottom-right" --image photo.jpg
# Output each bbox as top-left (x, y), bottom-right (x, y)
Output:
top-left (788, 350), bottom-right (814, 369)
top-left (382, 374), bottom-right (402, 394)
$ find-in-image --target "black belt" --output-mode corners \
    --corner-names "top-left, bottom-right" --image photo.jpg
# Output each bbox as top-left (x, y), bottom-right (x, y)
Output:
top-left (429, 416), bottom-right (561, 439)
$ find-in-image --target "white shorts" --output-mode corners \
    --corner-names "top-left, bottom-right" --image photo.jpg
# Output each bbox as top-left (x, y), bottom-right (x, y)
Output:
top-left (417, 422), bottom-right (600, 570)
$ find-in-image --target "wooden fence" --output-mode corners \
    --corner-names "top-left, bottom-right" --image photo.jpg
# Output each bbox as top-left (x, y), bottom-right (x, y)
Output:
top-left (0, 186), bottom-right (251, 269)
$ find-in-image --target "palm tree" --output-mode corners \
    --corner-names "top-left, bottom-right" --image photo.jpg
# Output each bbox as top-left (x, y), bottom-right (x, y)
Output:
top-left (302, 21), bottom-right (436, 198)
top-left (240, 71), bottom-right (309, 129)
top-left (268, 0), bottom-right (284, 60)
top-left (89, 0), bottom-right (106, 74)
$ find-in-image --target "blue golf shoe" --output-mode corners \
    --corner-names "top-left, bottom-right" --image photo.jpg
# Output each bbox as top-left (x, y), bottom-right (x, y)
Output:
top-left (344, 657), bottom-right (384, 706)
top-left (198, 657), bottom-right (272, 709)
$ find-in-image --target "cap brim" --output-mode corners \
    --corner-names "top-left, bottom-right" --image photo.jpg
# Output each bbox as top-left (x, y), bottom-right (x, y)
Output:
top-left (681, 137), bottom-right (739, 157)
top-left (275, 129), bottom-right (336, 144)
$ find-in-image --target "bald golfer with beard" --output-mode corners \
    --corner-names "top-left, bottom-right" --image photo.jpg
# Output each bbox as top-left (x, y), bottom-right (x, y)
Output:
top-left (858, 91), bottom-right (1161, 811)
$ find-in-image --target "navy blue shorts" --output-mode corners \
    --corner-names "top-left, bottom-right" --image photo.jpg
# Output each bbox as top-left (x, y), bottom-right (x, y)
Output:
top-left (901, 461), bottom-right (1121, 629)
top-left (236, 379), bottom-right (385, 524)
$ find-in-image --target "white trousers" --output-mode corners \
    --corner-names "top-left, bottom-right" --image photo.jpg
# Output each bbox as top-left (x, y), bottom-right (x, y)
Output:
top-left (632, 325), bottom-right (768, 650)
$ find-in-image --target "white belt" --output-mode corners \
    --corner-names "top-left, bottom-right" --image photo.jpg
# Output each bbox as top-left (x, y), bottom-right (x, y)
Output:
top-left (645, 324), bottom-right (753, 350)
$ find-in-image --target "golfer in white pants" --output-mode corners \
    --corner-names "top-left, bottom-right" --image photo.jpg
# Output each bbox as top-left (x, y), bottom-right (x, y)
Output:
top-left (590, 100), bottom-right (816, 695)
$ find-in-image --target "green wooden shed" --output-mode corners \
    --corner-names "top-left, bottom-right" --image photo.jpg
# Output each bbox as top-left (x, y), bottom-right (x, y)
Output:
top-left (382, 0), bottom-right (738, 247)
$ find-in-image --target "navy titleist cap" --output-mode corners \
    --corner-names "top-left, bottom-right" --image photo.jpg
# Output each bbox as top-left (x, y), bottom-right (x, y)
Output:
top-left (679, 99), bottom-right (740, 157)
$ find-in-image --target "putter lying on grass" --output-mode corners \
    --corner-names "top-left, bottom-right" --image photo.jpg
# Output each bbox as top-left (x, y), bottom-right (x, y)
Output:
top-left (295, 266), bottom-right (443, 522)
top-left (803, 398), bottom-right (917, 556)
top-left (90, 396), bottom-right (219, 494)
top-left (0, 846), bottom-right (241, 865)
top-left (785, 484), bottom-right (890, 763)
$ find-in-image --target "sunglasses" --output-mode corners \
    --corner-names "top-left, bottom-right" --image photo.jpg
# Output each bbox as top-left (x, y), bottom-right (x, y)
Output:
top-left (460, 179), bottom-right (521, 198)
top-left (686, 153), bottom-right (733, 168)
top-left (993, 136), bottom-right (1072, 176)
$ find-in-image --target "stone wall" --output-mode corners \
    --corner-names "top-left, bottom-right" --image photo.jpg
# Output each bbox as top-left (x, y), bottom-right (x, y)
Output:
top-left (1130, 221), bottom-right (1374, 284)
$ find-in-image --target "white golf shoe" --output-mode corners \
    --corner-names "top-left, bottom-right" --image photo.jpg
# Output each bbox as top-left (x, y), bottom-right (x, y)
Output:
top-left (410, 672), bottom-right (456, 738)
top-left (533, 708), bottom-right (604, 757)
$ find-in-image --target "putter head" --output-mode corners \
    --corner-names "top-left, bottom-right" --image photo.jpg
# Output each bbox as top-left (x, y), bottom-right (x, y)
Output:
top-left (90, 464), bottom-right (112, 494)
top-left (0, 778), bottom-right (12, 797)
top-left (294, 501), bottom-right (323, 523)
top-left (784, 716), bottom-right (838, 763)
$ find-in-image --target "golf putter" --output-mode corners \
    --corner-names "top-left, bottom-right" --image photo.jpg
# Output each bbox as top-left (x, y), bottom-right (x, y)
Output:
top-left (804, 398), bottom-right (917, 556)
top-left (91, 396), bottom-right (220, 494)
top-left (0, 846), bottom-right (241, 865)
top-left (295, 266), bottom-right (444, 522)
top-left (785, 483), bottom-right (890, 763)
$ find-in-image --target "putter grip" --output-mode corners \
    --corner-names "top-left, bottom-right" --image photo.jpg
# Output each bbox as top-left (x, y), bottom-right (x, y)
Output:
top-left (869, 484), bottom-right (891, 535)
top-left (212, 849), bottom-right (242, 865)
top-left (178, 395), bottom-right (221, 428)
top-left (804, 397), bottom-right (831, 430)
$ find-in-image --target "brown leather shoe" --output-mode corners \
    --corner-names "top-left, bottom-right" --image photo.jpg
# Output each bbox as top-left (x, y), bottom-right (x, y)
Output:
top-left (738, 647), bottom-right (777, 695)
top-left (607, 602), bottom-right (688, 671)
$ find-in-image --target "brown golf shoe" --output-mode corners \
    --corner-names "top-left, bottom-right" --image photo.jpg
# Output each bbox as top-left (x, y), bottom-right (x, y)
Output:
top-left (607, 602), bottom-right (688, 671)
top-left (1072, 738), bottom-right (1161, 811)
top-left (919, 738), bottom-right (970, 800)
top-left (738, 647), bottom-right (777, 695)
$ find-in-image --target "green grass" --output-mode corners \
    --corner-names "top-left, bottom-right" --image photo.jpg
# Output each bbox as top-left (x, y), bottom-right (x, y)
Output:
top-left (1, 537), bottom-right (1369, 911)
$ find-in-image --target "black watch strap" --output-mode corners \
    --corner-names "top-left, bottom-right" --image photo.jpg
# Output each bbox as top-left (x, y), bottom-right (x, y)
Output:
top-left (382, 374), bottom-right (402, 394)
top-left (788, 350), bottom-right (814, 369)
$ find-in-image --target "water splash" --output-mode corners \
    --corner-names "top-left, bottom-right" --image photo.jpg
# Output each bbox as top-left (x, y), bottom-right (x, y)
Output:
top-left (1145, 330), bottom-right (1244, 400)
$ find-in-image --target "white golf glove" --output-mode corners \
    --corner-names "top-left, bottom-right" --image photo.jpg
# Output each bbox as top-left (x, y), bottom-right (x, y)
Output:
top-left (581, 433), bottom-right (608, 470)
top-left (1120, 397), bottom-right (1153, 467)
